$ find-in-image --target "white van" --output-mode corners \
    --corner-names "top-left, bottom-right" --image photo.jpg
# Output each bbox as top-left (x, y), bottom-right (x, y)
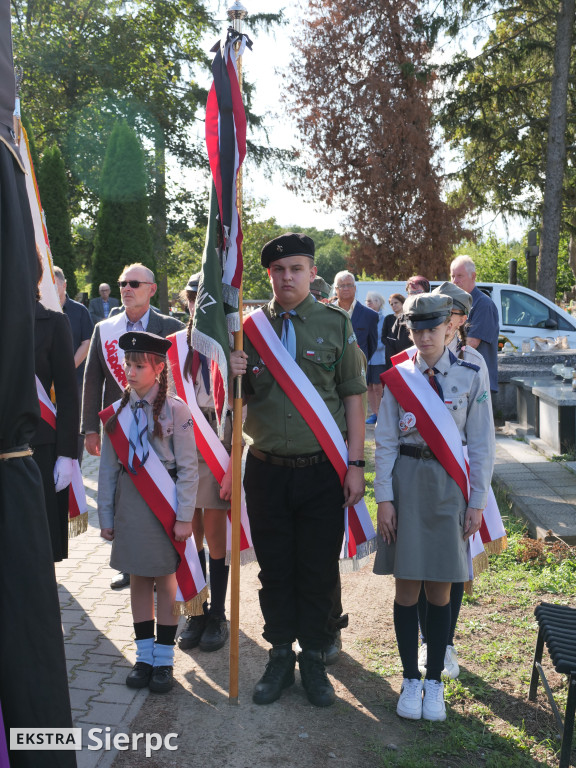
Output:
top-left (354, 281), bottom-right (576, 349)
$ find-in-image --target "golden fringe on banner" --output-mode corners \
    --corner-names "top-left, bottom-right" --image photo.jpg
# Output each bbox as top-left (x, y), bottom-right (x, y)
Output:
top-left (69, 512), bottom-right (88, 538)
top-left (464, 535), bottom-right (509, 594)
top-left (484, 536), bottom-right (508, 556)
top-left (339, 537), bottom-right (379, 573)
top-left (225, 546), bottom-right (256, 567)
top-left (173, 585), bottom-right (209, 617)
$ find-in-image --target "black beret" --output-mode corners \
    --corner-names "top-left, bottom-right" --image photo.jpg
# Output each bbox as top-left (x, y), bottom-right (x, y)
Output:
top-left (261, 232), bottom-right (315, 267)
top-left (119, 331), bottom-right (172, 357)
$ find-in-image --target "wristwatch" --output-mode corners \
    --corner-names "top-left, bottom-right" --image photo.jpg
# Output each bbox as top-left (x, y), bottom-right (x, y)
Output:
top-left (348, 460), bottom-right (365, 467)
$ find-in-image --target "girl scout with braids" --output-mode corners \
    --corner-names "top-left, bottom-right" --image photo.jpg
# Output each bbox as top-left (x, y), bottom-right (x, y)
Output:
top-left (98, 331), bottom-right (199, 693)
top-left (374, 292), bottom-right (494, 723)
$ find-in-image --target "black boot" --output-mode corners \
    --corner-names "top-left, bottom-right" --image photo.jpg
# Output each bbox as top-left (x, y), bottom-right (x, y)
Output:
top-left (199, 615), bottom-right (229, 652)
top-left (298, 649), bottom-right (335, 707)
top-left (178, 613), bottom-right (207, 650)
top-left (126, 662), bottom-right (152, 689)
top-left (323, 630), bottom-right (342, 666)
top-left (252, 645), bottom-right (296, 705)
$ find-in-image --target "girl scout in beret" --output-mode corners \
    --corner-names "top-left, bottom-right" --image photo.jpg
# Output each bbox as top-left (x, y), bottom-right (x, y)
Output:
top-left (374, 292), bottom-right (495, 722)
top-left (98, 331), bottom-right (199, 694)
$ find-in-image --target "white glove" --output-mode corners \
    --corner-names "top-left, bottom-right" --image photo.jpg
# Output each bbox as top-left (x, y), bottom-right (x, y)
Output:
top-left (53, 456), bottom-right (74, 492)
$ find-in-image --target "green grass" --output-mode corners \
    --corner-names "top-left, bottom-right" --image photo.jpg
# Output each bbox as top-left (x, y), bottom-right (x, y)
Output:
top-left (360, 471), bottom-right (576, 767)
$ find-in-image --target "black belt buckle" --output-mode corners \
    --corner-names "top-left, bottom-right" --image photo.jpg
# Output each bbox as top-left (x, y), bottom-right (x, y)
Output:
top-left (295, 457), bottom-right (309, 468)
top-left (421, 447), bottom-right (433, 460)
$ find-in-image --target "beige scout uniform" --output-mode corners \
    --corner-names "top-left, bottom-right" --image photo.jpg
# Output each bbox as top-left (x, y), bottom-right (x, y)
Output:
top-left (243, 294), bottom-right (366, 454)
top-left (98, 384), bottom-right (199, 577)
top-left (373, 347), bottom-right (495, 582)
top-left (191, 363), bottom-right (232, 509)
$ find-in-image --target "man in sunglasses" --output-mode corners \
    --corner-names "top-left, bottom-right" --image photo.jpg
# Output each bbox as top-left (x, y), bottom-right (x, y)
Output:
top-left (81, 263), bottom-right (184, 588)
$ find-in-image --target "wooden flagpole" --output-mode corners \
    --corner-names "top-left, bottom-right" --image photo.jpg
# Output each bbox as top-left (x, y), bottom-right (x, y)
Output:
top-left (228, 0), bottom-right (247, 705)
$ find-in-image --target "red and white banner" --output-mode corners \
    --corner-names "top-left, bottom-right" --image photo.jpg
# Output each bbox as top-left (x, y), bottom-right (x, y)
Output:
top-left (244, 310), bottom-right (376, 566)
top-left (98, 312), bottom-right (128, 390)
top-left (36, 376), bottom-right (88, 529)
top-left (167, 331), bottom-right (254, 564)
top-left (100, 401), bottom-right (208, 614)
top-left (205, 29), bottom-right (248, 306)
top-left (19, 126), bottom-right (60, 312)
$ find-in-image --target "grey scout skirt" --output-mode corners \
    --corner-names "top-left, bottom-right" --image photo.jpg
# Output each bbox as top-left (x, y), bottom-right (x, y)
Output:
top-left (373, 453), bottom-right (469, 582)
top-left (110, 468), bottom-right (179, 577)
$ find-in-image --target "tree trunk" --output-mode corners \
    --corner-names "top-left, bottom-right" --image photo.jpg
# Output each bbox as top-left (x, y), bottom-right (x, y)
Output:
top-left (537, 0), bottom-right (575, 300)
top-left (151, 128), bottom-right (169, 314)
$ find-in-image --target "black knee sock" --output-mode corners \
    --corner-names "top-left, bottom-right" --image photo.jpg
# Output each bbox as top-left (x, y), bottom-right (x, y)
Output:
top-left (425, 602), bottom-right (451, 682)
top-left (393, 602), bottom-right (420, 680)
top-left (198, 548), bottom-right (209, 615)
top-left (156, 624), bottom-right (178, 646)
top-left (198, 547), bottom-right (207, 579)
top-left (209, 555), bottom-right (229, 619)
top-left (134, 620), bottom-right (155, 640)
top-left (417, 584), bottom-right (427, 643)
top-left (448, 582), bottom-right (464, 646)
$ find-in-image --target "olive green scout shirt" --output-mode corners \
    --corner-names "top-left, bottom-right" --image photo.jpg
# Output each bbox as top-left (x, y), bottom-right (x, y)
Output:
top-left (243, 294), bottom-right (367, 456)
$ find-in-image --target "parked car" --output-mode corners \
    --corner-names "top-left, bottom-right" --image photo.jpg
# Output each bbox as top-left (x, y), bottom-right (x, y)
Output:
top-left (354, 281), bottom-right (576, 350)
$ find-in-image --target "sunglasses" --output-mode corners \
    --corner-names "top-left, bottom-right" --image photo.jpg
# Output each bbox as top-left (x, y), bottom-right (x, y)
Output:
top-left (118, 280), bottom-right (153, 289)
top-left (451, 310), bottom-right (465, 316)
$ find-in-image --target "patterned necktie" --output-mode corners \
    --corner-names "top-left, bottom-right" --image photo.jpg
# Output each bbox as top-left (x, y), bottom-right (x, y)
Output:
top-left (280, 311), bottom-right (297, 360)
top-left (128, 400), bottom-right (149, 474)
top-left (425, 368), bottom-right (444, 401)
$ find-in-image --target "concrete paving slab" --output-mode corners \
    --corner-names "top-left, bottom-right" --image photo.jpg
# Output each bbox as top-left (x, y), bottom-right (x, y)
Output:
top-left (493, 433), bottom-right (576, 542)
top-left (69, 670), bottom-right (108, 690)
top-left (79, 701), bottom-right (131, 726)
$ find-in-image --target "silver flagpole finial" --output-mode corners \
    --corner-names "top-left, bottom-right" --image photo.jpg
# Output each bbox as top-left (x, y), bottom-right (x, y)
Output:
top-left (227, 1), bottom-right (248, 21)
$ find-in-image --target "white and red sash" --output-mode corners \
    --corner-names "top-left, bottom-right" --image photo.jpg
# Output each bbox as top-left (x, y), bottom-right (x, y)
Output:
top-left (387, 347), bottom-right (507, 579)
top-left (99, 312), bottom-right (128, 390)
top-left (100, 401), bottom-right (208, 615)
top-left (383, 359), bottom-right (470, 502)
top-left (244, 309), bottom-right (376, 566)
top-left (36, 376), bottom-right (88, 535)
top-left (167, 331), bottom-right (254, 564)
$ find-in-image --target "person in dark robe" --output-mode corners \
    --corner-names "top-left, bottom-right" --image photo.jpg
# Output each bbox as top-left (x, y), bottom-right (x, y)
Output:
top-left (33, 254), bottom-right (79, 562)
top-left (0, 2), bottom-right (76, 765)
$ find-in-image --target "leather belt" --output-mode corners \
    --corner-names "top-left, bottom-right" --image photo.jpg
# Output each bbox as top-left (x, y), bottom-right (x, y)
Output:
top-left (0, 447), bottom-right (33, 460)
top-left (399, 444), bottom-right (437, 461)
top-left (249, 446), bottom-right (329, 468)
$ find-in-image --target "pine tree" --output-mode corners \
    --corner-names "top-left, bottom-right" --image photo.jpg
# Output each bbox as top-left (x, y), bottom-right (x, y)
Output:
top-left (91, 121), bottom-right (153, 301)
top-left (38, 144), bottom-right (77, 296)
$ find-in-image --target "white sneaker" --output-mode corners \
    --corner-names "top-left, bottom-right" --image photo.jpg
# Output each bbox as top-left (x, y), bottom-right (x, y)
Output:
top-left (396, 678), bottom-right (423, 720)
top-left (442, 645), bottom-right (460, 679)
top-left (422, 679), bottom-right (446, 721)
top-left (418, 643), bottom-right (427, 676)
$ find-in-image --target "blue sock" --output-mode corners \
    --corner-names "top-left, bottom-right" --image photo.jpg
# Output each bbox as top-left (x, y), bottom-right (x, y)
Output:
top-left (153, 642), bottom-right (175, 668)
top-left (135, 637), bottom-right (154, 665)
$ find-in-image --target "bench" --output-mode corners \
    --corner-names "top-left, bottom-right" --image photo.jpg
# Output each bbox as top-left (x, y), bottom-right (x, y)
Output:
top-left (529, 602), bottom-right (576, 767)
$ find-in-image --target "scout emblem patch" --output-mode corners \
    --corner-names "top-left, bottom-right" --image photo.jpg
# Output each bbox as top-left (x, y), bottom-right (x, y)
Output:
top-left (399, 412), bottom-right (416, 432)
top-left (252, 358), bottom-right (266, 378)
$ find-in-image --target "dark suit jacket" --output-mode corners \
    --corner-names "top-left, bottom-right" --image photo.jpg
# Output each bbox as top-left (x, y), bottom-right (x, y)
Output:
top-left (383, 314), bottom-right (412, 371)
top-left (81, 307), bottom-right (185, 434)
top-left (88, 295), bottom-right (120, 324)
top-left (32, 302), bottom-right (79, 457)
top-left (351, 302), bottom-right (379, 362)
